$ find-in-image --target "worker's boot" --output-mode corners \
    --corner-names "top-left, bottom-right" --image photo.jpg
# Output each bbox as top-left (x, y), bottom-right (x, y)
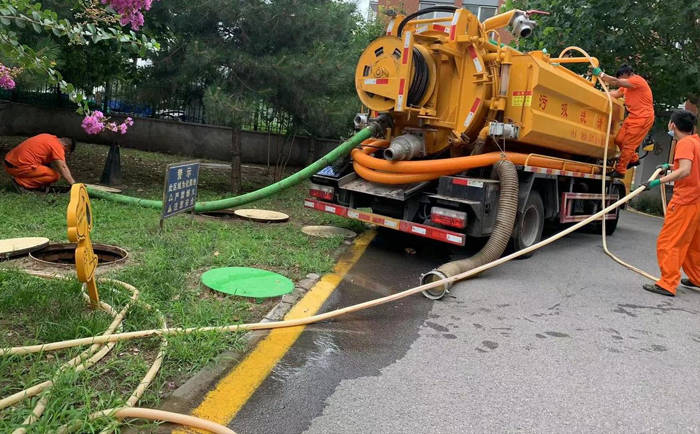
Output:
top-left (642, 283), bottom-right (675, 297)
top-left (627, 160), bottom-right (640, 169)
top-left (681, 278), bottom-right (700, 290)
top-left (10, 179), bottom-right (30, 194)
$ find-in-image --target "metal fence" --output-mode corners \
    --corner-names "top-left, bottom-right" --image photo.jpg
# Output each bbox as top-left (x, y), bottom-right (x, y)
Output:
top-left (0, 81), bottom-right (296, 135)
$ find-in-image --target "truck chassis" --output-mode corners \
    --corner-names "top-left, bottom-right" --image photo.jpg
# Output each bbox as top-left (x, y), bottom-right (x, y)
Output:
top-left (306, 163), bottom-right (626, 250)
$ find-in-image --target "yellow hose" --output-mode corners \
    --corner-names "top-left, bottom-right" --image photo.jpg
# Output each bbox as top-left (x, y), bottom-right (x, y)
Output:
top-left (558, 46), bottom-right (660, 282)
top-left (0, 169), bottom-right (663, 433)
top-left (3, 273), bottom-right (169, 434)
top-left (1, 46), bottom-right (664, 434)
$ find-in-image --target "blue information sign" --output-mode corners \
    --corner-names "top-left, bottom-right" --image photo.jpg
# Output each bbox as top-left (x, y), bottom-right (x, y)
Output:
top-left (162, 162), bottom-right (200, 219)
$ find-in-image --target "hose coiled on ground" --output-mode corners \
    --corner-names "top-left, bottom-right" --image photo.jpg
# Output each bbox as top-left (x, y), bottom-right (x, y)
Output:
top-left (421, 159), bottom-right (519, 299)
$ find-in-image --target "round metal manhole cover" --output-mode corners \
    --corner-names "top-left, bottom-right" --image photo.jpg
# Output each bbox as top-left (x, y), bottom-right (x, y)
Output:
top-left (301, 225), bottom-right (357, 239)
top-left (29, 243), bottom-right (128, 268)
top-left (85, 184), bottom-right (123, 194)
top-left (233, 209), bottom-right (289, 223)
top-left (201, 267), bottom-right (294, 298)
top-left (0, 237), bottom-right (50, 259)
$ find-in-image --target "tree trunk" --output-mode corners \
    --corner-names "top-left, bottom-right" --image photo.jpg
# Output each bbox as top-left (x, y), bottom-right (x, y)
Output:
top-left (100, 141), bottom-right (122, 185)
top-left (231, 128), bottom-right (242, 195)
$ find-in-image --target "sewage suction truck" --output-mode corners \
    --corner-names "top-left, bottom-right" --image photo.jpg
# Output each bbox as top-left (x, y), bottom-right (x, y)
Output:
top-left (305, 7), bottom-right (628, 299)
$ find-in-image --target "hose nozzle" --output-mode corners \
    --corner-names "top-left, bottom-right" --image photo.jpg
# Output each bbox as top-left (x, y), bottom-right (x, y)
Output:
top-left (383, 134), bottom-right (425, 161)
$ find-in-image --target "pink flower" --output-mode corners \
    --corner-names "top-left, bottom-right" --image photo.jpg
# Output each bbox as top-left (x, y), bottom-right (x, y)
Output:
top-left (94, 110), bottom-right (105, 119)
top-left (105, 0), bottom-right (157, 30)
top-left (125, 117), bottom-right (134, 126)
top-left (0, 76), bottom-right (15, 90)
top-left (0, 64), bottom-right (18, 90)
top-left (106, 122), bottom-right (118, 132)
top-left (81, 114), bottom-right (105, 135)
top-left (118, 123), bottom-right (128, 134)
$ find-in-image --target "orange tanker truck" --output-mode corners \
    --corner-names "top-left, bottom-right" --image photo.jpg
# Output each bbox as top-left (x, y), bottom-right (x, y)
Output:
top-left (305, 7), bottom-right (628, 299)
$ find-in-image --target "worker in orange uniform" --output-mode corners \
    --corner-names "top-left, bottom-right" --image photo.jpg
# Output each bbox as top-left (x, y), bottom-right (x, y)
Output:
top-left (594, 65), bottom-right (655, 178)
top-left (641, 110), bottom-right (700, 297)
top-left (3, 133), bottom-right (77, 192)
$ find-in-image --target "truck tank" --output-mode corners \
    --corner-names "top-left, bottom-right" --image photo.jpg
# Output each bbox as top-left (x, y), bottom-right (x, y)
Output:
top-left (353, 8), bottom-right (625, 182)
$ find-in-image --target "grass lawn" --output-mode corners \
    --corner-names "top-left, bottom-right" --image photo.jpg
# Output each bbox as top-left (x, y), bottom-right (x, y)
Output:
top-left (0, 136), bottom-right (364, 432)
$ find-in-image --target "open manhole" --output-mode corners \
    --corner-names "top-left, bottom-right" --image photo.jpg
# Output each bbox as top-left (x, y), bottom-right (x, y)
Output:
top-left (198, 209), bottom-right (237, 219)
top-left (29, 243), bottom-right (128, 268)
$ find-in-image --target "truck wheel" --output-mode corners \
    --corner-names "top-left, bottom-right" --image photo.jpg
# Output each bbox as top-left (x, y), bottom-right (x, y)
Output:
top-left (511, 191), bottom-right (544, 258)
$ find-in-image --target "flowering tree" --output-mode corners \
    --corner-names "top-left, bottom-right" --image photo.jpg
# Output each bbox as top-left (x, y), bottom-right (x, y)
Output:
top-left (0, 0), bottom-right (160, 133)
top-left (82, 110), bottom-right (134, 134)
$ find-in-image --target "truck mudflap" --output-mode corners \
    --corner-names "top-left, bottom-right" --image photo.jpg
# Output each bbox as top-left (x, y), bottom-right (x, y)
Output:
top-left (304, 198), bottom-right (466, 246)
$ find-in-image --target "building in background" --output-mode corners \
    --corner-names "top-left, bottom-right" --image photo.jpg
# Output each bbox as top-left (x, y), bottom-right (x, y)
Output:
top-left (368, 0), bottom-right (502, 22)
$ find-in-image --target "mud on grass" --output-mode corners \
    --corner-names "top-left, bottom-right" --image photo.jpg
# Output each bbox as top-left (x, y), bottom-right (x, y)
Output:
top-left (0, 137), bottom-right (365, 432)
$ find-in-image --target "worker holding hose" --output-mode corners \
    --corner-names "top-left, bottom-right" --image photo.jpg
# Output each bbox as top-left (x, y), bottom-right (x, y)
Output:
top-left (642, 110), bottom-right (700, 297)
top-left (594, 65), bottom-right (655, 178)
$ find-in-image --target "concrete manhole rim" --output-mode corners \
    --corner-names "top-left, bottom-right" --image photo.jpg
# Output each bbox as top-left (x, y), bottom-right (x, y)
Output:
top-left (29, 243), bottom-right (129, 268)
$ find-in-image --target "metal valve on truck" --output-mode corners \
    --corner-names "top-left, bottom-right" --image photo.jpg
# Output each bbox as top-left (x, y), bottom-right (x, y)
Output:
top-left (305, 7), bottom-right (629, 299)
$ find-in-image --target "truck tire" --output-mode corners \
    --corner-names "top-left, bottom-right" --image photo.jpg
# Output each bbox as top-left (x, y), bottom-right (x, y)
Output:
top-left (510, 190), bottom-right (544, 258)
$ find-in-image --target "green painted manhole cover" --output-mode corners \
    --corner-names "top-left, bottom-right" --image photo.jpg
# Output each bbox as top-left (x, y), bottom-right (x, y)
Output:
top-left (201, 267), bottom-right (294, 298)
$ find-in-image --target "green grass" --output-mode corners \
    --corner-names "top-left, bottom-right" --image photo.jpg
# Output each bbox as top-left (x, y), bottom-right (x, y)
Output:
top-left (631, 194), bottom-right (665, 216)
top-left (0, 136), bottom-right (365, 432)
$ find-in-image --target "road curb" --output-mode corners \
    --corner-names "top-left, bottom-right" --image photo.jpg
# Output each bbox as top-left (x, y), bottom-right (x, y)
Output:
top-left (151, 240), bottom-right (355, 427)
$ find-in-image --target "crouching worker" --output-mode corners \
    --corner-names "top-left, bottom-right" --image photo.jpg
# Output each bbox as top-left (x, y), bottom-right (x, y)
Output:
top-left (3, 134), bottom-right (77, 192)
top-left (642, 110), bottom-right (700, 297)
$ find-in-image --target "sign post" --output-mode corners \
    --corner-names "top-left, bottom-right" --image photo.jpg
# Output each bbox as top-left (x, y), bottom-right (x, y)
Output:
top-left (161, 161), bottom-right (200, 229)
top-left (67, 183), bottom-right (100, 308)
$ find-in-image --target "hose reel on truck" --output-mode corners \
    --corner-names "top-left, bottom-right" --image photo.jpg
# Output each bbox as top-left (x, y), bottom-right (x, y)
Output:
top-left (310, 7), bottom-right (632, 299)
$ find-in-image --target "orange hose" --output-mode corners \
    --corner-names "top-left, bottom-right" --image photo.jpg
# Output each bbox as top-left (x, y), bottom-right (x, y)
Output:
top-left (352, 146), bottom-right (603, 184)
top-left (353, 161), bottom-right (454, 184)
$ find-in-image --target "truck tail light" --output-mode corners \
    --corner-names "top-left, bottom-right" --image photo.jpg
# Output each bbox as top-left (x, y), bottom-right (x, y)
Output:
top-left (431, 207), bottom-right (467, 229)
top-left (309, 183), bottom-right (334, 201)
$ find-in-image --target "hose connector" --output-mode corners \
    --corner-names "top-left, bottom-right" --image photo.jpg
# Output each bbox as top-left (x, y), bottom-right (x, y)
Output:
top-left (384, 134), bottom-right (425, 161)
top-left (420, 270), bottom-right (451, 300)
top-left (367, 113), bottom-right (392, 137)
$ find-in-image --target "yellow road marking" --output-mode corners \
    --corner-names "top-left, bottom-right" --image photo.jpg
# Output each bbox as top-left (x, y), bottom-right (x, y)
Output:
top-left (174, 230), bottom-right (375, 431)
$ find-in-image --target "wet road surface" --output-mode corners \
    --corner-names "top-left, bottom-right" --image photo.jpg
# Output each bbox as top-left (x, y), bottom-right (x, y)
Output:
top-left (229, 211), bottom-right (700, 433)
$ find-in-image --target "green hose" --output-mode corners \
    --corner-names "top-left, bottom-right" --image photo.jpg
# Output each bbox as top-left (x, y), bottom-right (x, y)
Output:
top-left (86, 126), bottom-right (376, 212)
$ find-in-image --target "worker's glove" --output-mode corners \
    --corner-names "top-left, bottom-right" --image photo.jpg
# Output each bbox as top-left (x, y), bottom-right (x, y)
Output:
top-left (591, 67), bottom-right (603, 77)
top-left (642, 179), bottom-right (661, 191)
top-left (656, 163), bottom-right (672, 173)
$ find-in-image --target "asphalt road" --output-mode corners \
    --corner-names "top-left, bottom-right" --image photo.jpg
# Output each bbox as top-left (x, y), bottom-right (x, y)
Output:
top-left (230, 210), bottom-right (700, 433)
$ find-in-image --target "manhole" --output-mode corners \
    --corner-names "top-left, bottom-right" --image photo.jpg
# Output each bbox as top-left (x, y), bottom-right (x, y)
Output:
top-left (48, 185), bottom-right (71, 194)
top-left (0, 237), bottom-right (50, 259)
top-left (29, 243), bottom-right (128, 268)
top-left (85, 184), bottom-right (123, 194)
top-left (198, 209), bottom-right (237, 219)
top-left (301, 225), bottom-right (357, 239)
top-left (201, 267), bottom-right (294, 298)
top-left (233, 209), bottom-right (289, 223)
top-left (198, 209), bottom-right (289, 223)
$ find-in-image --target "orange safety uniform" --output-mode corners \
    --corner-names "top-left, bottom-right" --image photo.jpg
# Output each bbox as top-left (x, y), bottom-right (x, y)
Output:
top-left (655, 134), bottom-right (700, 294)
top-left (614, 75), bottom-right (655, 174)
top-left (3, 134), bottom-right (65, 189)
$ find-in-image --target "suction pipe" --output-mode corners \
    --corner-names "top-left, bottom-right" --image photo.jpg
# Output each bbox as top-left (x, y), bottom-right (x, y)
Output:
top-left (86, 122), bottom-right (385, 212)
top-left (421, 159), bottom-right (519, 298)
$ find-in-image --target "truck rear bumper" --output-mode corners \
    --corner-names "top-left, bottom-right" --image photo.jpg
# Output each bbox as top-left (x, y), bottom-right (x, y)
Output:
top-left (304, 198), bottom-right (466, 246)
